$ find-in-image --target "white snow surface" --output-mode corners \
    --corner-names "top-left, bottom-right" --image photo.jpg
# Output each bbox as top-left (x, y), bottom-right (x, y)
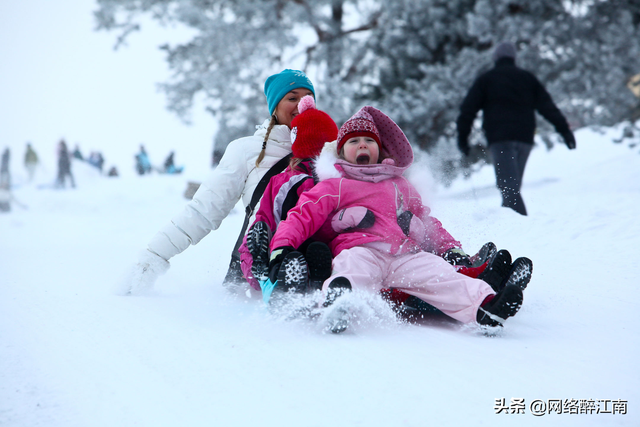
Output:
top-left (1, 126), bottom-right (639, 426)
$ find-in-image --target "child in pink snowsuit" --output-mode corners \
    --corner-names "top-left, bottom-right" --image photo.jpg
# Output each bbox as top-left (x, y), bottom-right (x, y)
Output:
top-left (269, 106), bottom-right (524, 327)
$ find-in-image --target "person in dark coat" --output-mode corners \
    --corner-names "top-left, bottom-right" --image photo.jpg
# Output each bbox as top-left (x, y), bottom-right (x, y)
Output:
top-left (0, 147), bottom-right (10, 190)
top-left (55, 139), bottom-right (75, 189)
top-left (456, 42), bottom-right (576, 216)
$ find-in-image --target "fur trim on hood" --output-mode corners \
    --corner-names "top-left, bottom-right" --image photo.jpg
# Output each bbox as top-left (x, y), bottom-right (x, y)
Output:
top-left (314, 140), bottom-right (342, 182)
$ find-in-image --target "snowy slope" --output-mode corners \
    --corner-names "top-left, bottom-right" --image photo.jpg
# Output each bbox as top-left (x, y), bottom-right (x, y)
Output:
top-left (1, 127), bottom-right (639, 427)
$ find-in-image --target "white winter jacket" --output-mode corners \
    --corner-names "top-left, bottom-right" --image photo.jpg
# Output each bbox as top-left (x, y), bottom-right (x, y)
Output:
top-left (147, 119), bottom-right (292, 261)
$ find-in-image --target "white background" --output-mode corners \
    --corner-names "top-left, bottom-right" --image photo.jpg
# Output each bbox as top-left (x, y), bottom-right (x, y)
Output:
top-left (0, 0), bottom-right (215, 180)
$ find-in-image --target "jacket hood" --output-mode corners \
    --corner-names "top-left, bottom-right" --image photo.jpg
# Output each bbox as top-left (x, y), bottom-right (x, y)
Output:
top-left (314, 107), bottom-right (414, 183)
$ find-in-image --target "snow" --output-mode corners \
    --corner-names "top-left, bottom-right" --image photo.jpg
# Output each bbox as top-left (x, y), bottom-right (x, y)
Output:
top-left (1, 126), bottom-right (639, 427)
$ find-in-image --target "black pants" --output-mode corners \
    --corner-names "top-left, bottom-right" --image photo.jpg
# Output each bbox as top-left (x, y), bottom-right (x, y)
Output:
top-left (489, 141), bottom-right (532, 216)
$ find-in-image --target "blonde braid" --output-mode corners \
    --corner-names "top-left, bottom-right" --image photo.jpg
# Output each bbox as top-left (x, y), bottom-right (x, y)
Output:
top-left (255, 114), bottom-right (277, 167)
top-left (289, 157), bottom-right (303, 171)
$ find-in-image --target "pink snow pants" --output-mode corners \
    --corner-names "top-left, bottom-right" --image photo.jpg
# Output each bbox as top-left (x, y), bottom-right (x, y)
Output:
top-left (324, 246), bottom-right (496, 324)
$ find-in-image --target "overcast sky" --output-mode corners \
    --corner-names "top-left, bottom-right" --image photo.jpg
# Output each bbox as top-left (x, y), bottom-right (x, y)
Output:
top-left (0, 0), bottom-right (216, 179)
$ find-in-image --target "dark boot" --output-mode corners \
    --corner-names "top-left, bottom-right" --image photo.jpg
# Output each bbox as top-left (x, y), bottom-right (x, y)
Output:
top-left (469, 242), bottom-right (497, 268)
top-left (478, 249), bottom-right (512, 292)
top-left (323, 277), bottom-right (352, 307)
top-left (305, 242), bottom-right (333, 292)
top-left (323, 277), bottom-right (352, 334)
top-left (502, 257), bottom-right (533, 291)
top-left (274, 251), bottom-right (309, 295)
top-left (247, 221), bottom-right (272, 281)
top-left (477, 285), bottom-right (523, 327)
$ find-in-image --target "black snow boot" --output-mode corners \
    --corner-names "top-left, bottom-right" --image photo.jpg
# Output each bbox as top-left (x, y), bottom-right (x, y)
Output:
top-left (275, 251), bottom-right (309, 294)
top-left (305, 241), bottom-right (333, 292)
top-left (502, 257), bottom-right (533, 291)
top-left (247, 221), bottom-right (272, 281)
top-left (476, 285), bottom-right (523, 327)
top-left (478, 249), bottom-right (512, 292)
top-left (323, 277), bottom-right (352, 307)
top-left (322, 277), bottom-right (352, 334)
top-left (469, 242), bottom-right (497, 268)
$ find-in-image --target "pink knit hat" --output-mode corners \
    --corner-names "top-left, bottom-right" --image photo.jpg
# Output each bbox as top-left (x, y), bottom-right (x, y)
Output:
top-left (336, 108), bottom-right (381, 152)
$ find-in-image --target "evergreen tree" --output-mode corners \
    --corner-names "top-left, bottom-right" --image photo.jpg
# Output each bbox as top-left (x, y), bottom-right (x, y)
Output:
top-left (95, 0), bottom-right (383, 155)
top-left (365, 0), bottom-right (640, 182)
top-left (95, 0), bottom-right (640, 180)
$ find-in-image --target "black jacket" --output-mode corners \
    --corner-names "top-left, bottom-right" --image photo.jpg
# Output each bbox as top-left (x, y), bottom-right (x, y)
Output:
top-left (457, 58), bottom-right (570, 149)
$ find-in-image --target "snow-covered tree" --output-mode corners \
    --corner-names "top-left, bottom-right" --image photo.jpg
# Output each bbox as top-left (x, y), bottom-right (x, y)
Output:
top-left (360, 0), bottom-right (640, 182)
top-left (94, 0), bottom-right (383, 157)
top-left (95, 0), bottom-right (640, 180)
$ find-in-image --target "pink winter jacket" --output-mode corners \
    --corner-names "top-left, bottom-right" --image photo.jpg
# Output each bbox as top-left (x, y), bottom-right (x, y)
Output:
top-left (239, 160), bottom-right (316, 289)
top-left (270, 106), bottom-right (460, 258)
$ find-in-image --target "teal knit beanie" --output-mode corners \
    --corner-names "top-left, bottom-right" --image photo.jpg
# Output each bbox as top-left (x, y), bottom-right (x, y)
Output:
top-left (264, 69), bottom-right (315, 115)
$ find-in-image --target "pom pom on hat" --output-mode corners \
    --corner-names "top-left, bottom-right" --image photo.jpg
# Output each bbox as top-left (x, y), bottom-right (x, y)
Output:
top-left (297, 94), bottom-right (316, 115)
top-left (290, 95), bottom-right (338, 159)
top-left (336, 108), bottom-right (381, 152)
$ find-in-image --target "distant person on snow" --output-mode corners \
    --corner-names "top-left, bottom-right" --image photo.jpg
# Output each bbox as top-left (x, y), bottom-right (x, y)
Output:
top-left (135, 145), bottom-right (152, 175)
top-left (123, 69), bottom-right (316, 296)
top-left (1, 147), bottom-right (11, 190)
top-left (24, 143), bottom-right (39, 182)
top-left (456, 41), bottom-right (576, 216)
top-left (72, 145), bottom-right (84, 161)
top-left (88, 151), bottom-right (105, 173)
top-left (162, 151), bottom-right (183, 174)
top-left (268, 106), bottom-right (531, 332)
top-left (55, 139), bottom-right (75, 189)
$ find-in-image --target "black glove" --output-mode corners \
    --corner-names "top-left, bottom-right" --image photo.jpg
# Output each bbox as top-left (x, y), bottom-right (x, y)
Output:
top-left (458, 139), bottom-right (470, 156)
top-left (561, 131), bottom-right (576, 150)
top-left (443, 248), bottom-right (472, 267)
top-left (268, 246), bottom-right (294, 283)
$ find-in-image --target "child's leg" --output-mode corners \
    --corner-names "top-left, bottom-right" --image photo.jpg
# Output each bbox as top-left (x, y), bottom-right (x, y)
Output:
top-left (322, 246), bottom-right (387, 294)
top-left (304, 241), bottom-right (333, 291)
top-left (246, 221), bottom-right (272, 281)
top-left (386, 252), bottom-right (495, 324)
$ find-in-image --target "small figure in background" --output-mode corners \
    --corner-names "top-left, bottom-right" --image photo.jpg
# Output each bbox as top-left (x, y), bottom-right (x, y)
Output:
top-left (88, 151), bottom-right (105, 173)
top-left (107, 166), bottom-right (119, 177)
top-left (1, 147), bottom-right (11, 190)
top-left (135, 145), bottom-right (152, 175)
top-left (162, 151), bottom-right (183, 174)
top-left (24, 143), bottom-right (39, 182)
top-left (72, 145), bottom-right (84, 161)
top-left (55, 139), bottom-right (75, 189)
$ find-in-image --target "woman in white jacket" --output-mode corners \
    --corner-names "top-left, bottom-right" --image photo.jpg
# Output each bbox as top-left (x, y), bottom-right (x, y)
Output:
top-left (125, 69), bottom-right (315, 295)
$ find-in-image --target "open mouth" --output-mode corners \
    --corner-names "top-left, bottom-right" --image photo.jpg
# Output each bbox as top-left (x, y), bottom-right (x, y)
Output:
top-left (356, 154), bottom-right (370, 165)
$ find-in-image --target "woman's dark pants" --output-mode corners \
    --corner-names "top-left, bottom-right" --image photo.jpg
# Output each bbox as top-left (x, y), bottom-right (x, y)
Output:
top-left (489, 141), bottom-right (533, 216)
